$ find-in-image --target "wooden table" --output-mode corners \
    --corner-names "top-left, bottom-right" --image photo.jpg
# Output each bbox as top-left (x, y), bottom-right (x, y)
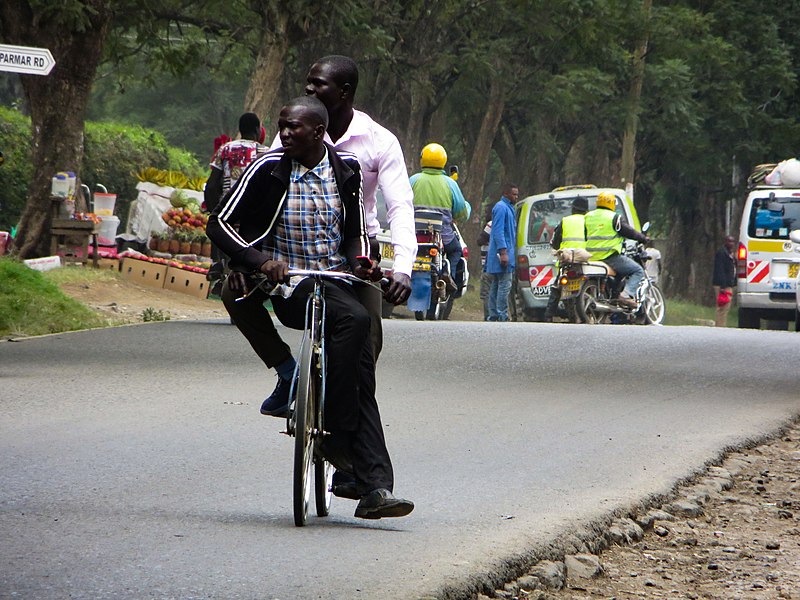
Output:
top-left (50, 218), bottom-right (100, 267)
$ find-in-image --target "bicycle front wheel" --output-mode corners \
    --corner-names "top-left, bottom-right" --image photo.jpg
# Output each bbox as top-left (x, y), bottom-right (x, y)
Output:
top-left (293, 330), bottom-right (316, 527)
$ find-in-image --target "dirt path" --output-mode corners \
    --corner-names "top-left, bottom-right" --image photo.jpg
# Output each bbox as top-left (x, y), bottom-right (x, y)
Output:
top-left (58, 272), bottom-right (227, 324)
top-left (486, 424), bottom-right (800, 600)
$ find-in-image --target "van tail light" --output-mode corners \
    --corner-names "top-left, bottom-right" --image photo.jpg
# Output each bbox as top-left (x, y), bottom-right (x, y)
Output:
top-left (516, 255), bottom-right (530, 284)
top-left (737, 242), bottom-right (747, 278)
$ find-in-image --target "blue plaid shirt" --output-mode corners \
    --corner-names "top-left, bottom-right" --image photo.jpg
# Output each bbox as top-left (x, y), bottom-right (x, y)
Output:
top-left (265, 148), bottom-right (346, 272)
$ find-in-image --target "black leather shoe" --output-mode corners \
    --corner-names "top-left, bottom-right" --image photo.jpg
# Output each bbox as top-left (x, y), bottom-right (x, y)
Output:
top-left (330, 470), bottom-right (360, 500)
top-left (333, 482), bottom-right (360, 500)
top-left (354, 488), bottom-right (414, 520)
top-left (260, 377), bottom-right (291, 417)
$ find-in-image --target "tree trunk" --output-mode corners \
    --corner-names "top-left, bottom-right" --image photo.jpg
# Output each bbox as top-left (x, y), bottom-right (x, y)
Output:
top-left (0, 1), bottom-right (111, 259)
top-left (619, 0), bottom-right (652, 188)
top-left (663, 190), bottom-right (720, 304)
top-left (462, 73), bottom-right (506, 279)
top-left (242, 11), bottom-right (290, 127)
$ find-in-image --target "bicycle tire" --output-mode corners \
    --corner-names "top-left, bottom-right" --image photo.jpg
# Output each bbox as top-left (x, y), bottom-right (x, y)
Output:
top-left (313, 327), bottom-right (332, 517)
top-left (293, 329), bottom-right (315, 527)
top-left (314, 459), bottom-right (334, 517)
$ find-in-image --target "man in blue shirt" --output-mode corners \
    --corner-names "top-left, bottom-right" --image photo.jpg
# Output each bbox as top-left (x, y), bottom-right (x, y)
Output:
top-left (485, 183), bottom-right (519, 321)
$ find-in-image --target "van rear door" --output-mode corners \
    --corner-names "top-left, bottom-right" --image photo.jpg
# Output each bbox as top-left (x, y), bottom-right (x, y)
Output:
top-left (742, 194), bottom-right (800, 298)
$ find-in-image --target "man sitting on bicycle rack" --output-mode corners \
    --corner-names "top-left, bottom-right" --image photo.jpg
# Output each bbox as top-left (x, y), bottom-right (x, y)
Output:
top-left (206, 96), bottom-right (414, 520)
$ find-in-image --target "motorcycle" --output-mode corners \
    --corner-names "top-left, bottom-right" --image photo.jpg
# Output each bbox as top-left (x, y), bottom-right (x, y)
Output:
top-left (407, 209), bottom-right (467, 320)
top-left (554, 223), bottom-right (666, 325)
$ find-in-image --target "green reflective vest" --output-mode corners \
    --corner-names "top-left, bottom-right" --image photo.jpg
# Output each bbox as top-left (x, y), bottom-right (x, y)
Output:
top-left (559, 214), bottom-right (586, 249)
top-left (584, 209), bottom-right (622, 260)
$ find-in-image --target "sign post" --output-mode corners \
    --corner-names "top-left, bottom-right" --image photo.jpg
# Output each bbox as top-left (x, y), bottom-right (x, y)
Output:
top-left (0, 44), bottom-right (55, 76)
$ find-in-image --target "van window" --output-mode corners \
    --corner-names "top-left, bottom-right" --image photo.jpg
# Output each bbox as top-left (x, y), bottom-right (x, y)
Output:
top-left (526, 195), bottom-right (626, 244)
top-left (747, 195), bottom-right (800, 239)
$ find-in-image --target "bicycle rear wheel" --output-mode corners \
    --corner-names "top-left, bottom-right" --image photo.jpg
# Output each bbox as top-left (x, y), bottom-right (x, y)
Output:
top-left (293, 330), bottom-right (316, 527)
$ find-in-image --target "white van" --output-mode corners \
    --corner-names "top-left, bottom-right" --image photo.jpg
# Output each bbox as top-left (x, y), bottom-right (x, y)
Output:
top-left (736, 186), bottom-right (800, 328)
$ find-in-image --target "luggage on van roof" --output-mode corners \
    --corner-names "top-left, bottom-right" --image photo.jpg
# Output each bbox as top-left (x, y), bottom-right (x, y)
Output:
top-left (747, 159), bottom-right (800, 189)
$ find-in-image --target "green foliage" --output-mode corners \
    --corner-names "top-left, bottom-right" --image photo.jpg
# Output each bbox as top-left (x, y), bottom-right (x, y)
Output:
top-left (0, 107), bottom-right (203, 232)
top-left (0, 107), bottom-right (33, 231)
top-left (0, 257), bottom-right (106, 337)
top-left (83, 121), bottom-right (173, 223)
top-left (89, 68), bottom-right (248, 162)
top-left (141, 307), bottom-right (170, 322)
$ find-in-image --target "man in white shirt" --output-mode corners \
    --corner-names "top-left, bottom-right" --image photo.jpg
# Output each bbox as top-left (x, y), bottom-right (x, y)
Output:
top-left (270, 55), bottom-right (416, 363)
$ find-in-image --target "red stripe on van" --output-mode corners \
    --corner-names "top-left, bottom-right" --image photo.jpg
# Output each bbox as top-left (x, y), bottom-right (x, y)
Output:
top-left (748, 260), bottom-right (769, 284)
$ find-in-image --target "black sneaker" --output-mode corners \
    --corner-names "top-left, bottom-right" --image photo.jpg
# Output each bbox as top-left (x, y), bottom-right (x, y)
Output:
top-left (354, 488), bottom-right (414, 520)
top-left (260, 377), bottom-right (291, 417)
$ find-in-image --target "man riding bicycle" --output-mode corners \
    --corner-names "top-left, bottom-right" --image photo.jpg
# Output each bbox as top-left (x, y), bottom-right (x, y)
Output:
top-left (206, 96), bottom-right (414, 520)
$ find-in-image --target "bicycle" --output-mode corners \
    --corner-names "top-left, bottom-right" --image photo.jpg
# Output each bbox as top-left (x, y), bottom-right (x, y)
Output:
top-left (238, 268), bottom-right (385, 526)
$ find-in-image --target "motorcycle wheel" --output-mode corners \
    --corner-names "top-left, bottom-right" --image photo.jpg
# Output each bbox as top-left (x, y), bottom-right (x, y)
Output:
top-left (561, 298), bottom-right (581, 323)
top-left (576, 281), bottom-right (608, 324)
top-left (642, 284), bottom-right (666, 325)
top-left (440, 296), bottom-right (455, 320)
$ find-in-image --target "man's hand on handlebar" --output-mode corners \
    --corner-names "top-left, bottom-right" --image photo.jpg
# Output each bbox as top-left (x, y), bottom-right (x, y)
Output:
top-left (353, 255), bottom-right (384, 282)
top-left (228, 271), bottom-right (252, 296)
top-left (384, 272), bottom-right (411, 305)
top-left (260, 259), bottom-right (290, 283)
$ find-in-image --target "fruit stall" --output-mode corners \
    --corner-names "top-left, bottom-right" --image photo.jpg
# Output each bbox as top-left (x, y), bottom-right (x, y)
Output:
top-left (119, 168), bottom-right (213, 299)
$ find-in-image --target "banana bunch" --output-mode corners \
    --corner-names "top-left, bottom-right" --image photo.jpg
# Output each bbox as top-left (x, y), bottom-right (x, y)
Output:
top-left (185, 177), bottom-right (208, 192)
top-left (134, 167), bottom-right (165, 183)
top-left (163, 170), bottom-right (189, 189)
top-left (134, 167), bottom-right (190, 189)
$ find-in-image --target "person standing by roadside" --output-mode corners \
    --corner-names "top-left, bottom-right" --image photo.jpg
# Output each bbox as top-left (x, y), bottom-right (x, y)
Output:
top-left (485, 184), bottom-right (519, 322)
top-left (204, 113), bottom-right (267, 291)
top-left (712, 235), bottom-right (736, 327)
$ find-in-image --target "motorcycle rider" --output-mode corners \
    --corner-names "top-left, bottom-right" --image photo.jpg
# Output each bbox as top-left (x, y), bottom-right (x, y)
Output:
top-left (544, 196), bottom-right (588, 321)
top-left (584, 191), bottom-right (649, 308)
top-left (409, 143), bottom-right (471, 286)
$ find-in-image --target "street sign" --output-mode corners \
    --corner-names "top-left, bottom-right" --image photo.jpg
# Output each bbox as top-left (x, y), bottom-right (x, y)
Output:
top-left (0, 44), bottom-right (55, 76)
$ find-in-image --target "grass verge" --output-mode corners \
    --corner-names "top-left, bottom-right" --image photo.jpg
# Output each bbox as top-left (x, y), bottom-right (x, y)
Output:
top-left (0, 257), bottom-right (108, 338)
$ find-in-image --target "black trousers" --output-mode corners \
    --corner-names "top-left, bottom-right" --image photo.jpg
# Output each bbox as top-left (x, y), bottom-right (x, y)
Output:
top-left (222, 278), bottom-right (394, 494)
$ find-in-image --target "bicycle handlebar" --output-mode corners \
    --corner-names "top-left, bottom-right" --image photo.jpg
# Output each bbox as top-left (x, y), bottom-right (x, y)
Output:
top-left (235, 268), bottom-right (389, 302)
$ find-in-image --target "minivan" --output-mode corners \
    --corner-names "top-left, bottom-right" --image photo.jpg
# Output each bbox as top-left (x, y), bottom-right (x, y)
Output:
top-left (513, 185), bottom-right (641, 321)
top-left (736, 186), bottom-right (800, 329)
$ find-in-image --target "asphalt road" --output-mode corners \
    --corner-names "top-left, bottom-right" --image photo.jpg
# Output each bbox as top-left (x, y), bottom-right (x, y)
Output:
top-left (1, 320), bottom-right (798, 599)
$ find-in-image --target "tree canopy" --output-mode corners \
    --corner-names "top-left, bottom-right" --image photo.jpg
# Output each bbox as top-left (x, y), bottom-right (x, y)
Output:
top-left (3, 0), bottom-right (799, 302)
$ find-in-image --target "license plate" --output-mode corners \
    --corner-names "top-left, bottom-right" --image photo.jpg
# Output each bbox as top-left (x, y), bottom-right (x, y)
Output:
top-left (565, 279), bottom-right (581, 292)
top-left (413, 261), bottom-right (431, 272)
top-left (381, 243), bottom-right (394, 260)
top-left (791, 263), bottom-right (799, 278)
top-left (414, 254), bottom-right (432, 271)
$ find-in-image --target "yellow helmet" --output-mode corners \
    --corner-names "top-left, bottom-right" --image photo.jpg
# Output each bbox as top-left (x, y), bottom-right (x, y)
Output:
top-left (421, 143), bottom-right (447, 169)
top-left (596, 191), bottom-right (616, 211)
